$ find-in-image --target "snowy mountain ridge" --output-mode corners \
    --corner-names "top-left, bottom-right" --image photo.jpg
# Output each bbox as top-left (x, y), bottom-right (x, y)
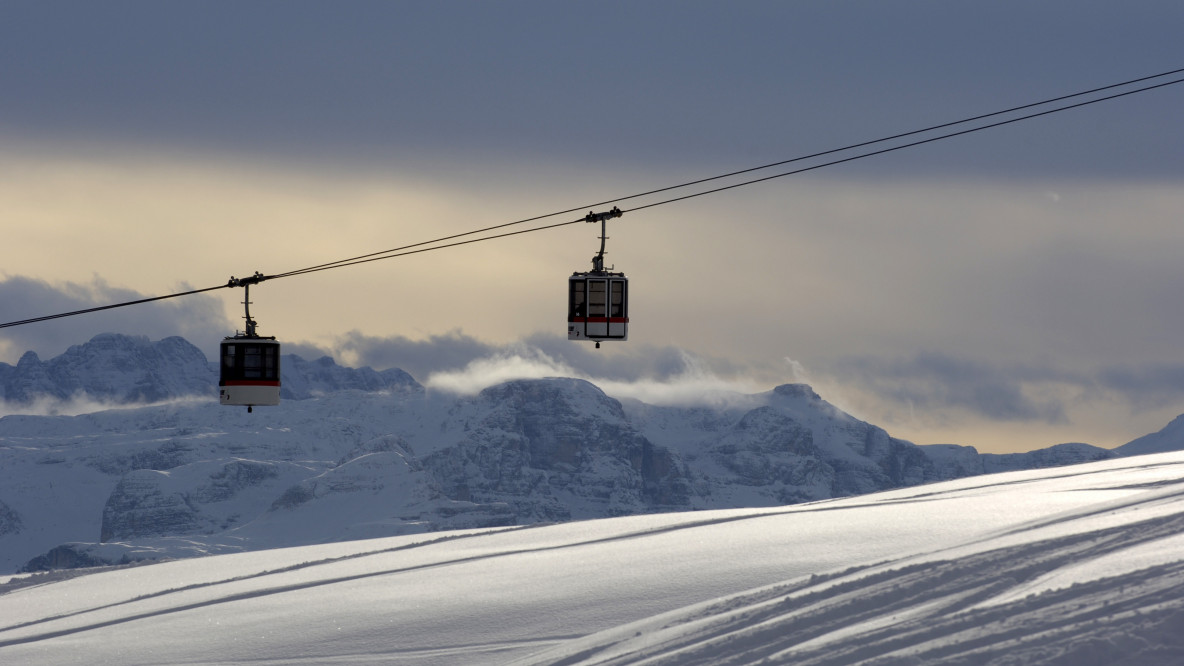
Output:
top-left (0, 334), bottom-right (1164, 574)
top-left (0, 333), bottom-right (421, 406)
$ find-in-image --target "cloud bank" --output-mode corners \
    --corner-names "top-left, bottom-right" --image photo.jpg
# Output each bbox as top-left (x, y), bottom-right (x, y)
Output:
top-left (0, 275), bottom-right (231, 364)
top-left (832, 352), bottom-right (1074, 425)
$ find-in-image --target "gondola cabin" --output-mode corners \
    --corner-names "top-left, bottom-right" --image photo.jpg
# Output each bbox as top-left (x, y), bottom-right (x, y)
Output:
top-left (568, 272), bottom-right (628, 344)
top-left (219, 336), bottom-right (281, 411)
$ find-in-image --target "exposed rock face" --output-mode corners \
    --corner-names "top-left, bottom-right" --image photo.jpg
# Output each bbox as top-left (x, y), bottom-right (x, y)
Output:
top-left (423, 378), bottom-right (690, 522)
top-left (706, 406), bottom-right (833, 504)
top-left (0, 334), bottom-right (214, 403)
top-left (101, 470), bottom-right (202, 542)
top-left (279, 356), bottom-right (422, 399)
top-left (634, 383), bottom-right (940, 507)
top-left (90, 440), bottom-right (197, 476)
top-left (0, 501), bottom-right (22, 537)
top-left (21, 545), bottom-right (107, 572)
top-left (831, 423), bottom-right (934, 495)
top-left (101, 459), bottom-right (310, 541)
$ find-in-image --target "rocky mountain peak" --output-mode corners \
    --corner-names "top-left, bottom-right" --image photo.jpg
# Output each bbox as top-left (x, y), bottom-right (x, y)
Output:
top-left (772, 383), bottom-right (821, 401)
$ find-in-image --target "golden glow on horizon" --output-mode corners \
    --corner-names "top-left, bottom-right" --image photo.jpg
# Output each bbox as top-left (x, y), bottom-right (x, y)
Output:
top-left (3, 146), bottom-right (1184, 455)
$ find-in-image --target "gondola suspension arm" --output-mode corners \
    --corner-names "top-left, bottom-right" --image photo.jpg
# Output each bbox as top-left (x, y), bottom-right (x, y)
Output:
top-left (585, 206), bottom-right (622, 273)
top-left (226, 271), bottom-right (269, 338)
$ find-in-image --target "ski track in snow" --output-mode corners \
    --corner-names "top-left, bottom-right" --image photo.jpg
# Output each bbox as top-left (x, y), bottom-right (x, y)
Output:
top-left (3, 454), bottom-right (1184, 664)
top-left (515, 459), bottom-right (1184, 665)
top-left (0, 512), bottom-right (799, 647)
top-left (526, 513), bottom-right (1184, 665)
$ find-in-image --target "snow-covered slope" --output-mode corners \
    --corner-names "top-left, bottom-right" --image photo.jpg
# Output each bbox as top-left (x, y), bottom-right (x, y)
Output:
top-left (2, 453), bottom-right (1183, 665)
top-left (1119, 414), bottom-right (1184, 457)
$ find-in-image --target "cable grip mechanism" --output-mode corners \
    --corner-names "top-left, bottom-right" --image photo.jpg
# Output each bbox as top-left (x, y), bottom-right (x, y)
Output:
top-left (584, 206), bottom-right (623, 273)
top-left (226, 271), bottom-right (269, 338)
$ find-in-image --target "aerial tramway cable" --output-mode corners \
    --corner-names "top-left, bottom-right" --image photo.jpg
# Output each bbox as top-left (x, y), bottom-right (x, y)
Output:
top-left (1, 68), bottom-right (1182, 331)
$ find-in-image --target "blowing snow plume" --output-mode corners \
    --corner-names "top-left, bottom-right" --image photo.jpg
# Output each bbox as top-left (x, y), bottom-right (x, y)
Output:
top-left (425, 345), bottom-right (577, 394)
top-left (0, 394), bottom-right (208, 419)
top-left (426, 344), bottom-right (760, 406)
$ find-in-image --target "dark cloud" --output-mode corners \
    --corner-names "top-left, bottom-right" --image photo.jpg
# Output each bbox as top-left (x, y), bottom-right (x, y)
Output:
top-left (1097, 365), bottom-right (1184, 412)
top-left (1, 2), bottom-right (1180, 177)
top-left (833, 352), bottom-right (1073, 424)
top-left (278, 341), bottom-right (338, 364)
top-left (333, 330), bottom-right (497, 383)
top-left (0, 275), bottom-right (232, 363)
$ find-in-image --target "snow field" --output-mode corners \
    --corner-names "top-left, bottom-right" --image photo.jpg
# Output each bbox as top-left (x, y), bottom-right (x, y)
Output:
top-left (3, 452), bottom-right (1184, 664)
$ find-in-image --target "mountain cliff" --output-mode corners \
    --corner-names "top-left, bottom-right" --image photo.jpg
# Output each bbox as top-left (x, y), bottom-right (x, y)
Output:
top-left (1, 334), bottom-right (213, 403)
top-left (0, 333), bottom-right (1164, 574)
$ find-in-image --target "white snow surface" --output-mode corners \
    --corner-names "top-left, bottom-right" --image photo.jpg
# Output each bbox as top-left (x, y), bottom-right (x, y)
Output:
top-left (3, 452), bottom-right (1184, 665)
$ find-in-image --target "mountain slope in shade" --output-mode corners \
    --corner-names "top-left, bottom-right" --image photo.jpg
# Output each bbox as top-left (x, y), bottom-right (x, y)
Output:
top-left (0, 333), bottom-right (1178, 576)
top-left (1118, 414), bottom-right (1184, 456)
top-left (0, 334), bottom-right (213, 404)
top-left (2, 453), bottom-right (1183, 665)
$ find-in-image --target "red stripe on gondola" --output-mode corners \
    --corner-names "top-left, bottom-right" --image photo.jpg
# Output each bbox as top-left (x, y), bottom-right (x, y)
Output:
top-left (569, 317), bottom-right (630, 323)
top-left (222, 380), bottom-right (281, 387)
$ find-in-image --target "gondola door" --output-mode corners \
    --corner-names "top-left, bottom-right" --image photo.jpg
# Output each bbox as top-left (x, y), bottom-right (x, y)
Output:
top-left (586, 278), bottom-right (608, 338)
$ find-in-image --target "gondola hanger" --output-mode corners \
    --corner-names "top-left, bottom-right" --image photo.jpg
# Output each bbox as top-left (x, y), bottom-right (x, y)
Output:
top-left (219, 272), bottom-right (281, 413)
top-left (568, 207), bottom-right (628, 349)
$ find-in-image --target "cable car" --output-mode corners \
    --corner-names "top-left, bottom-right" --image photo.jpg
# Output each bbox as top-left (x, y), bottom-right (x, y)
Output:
top-left (568, 207), bottom-right (628, 348)
top-left (219, 273), bottom-right (280, 412)
top-left (219, 336), bottom-right (280, 412)
top-left (568, 271), bottom-right (628, 345)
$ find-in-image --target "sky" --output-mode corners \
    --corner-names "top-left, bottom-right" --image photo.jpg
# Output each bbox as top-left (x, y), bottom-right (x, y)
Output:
top-left (4, 453), bottom-right (1184, 664)
top-left (1, 1), bottom-right (1183, 453)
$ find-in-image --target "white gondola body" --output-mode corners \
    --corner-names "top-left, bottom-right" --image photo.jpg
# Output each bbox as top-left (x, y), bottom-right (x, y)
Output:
top-left (568, 272), bottom-right (628, 342)
top-left (219, 337), bottom-right (281, 407)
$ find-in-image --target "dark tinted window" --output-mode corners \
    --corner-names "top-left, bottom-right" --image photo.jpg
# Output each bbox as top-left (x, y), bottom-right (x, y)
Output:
top-left (588, 280), bottom-right (607, 317)
top-left (220, 342), bottom-right (280, 382)
top-left (610, 280), bottom-right (626, 317)
top-left (569, 279), bottom-right (586, 318)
